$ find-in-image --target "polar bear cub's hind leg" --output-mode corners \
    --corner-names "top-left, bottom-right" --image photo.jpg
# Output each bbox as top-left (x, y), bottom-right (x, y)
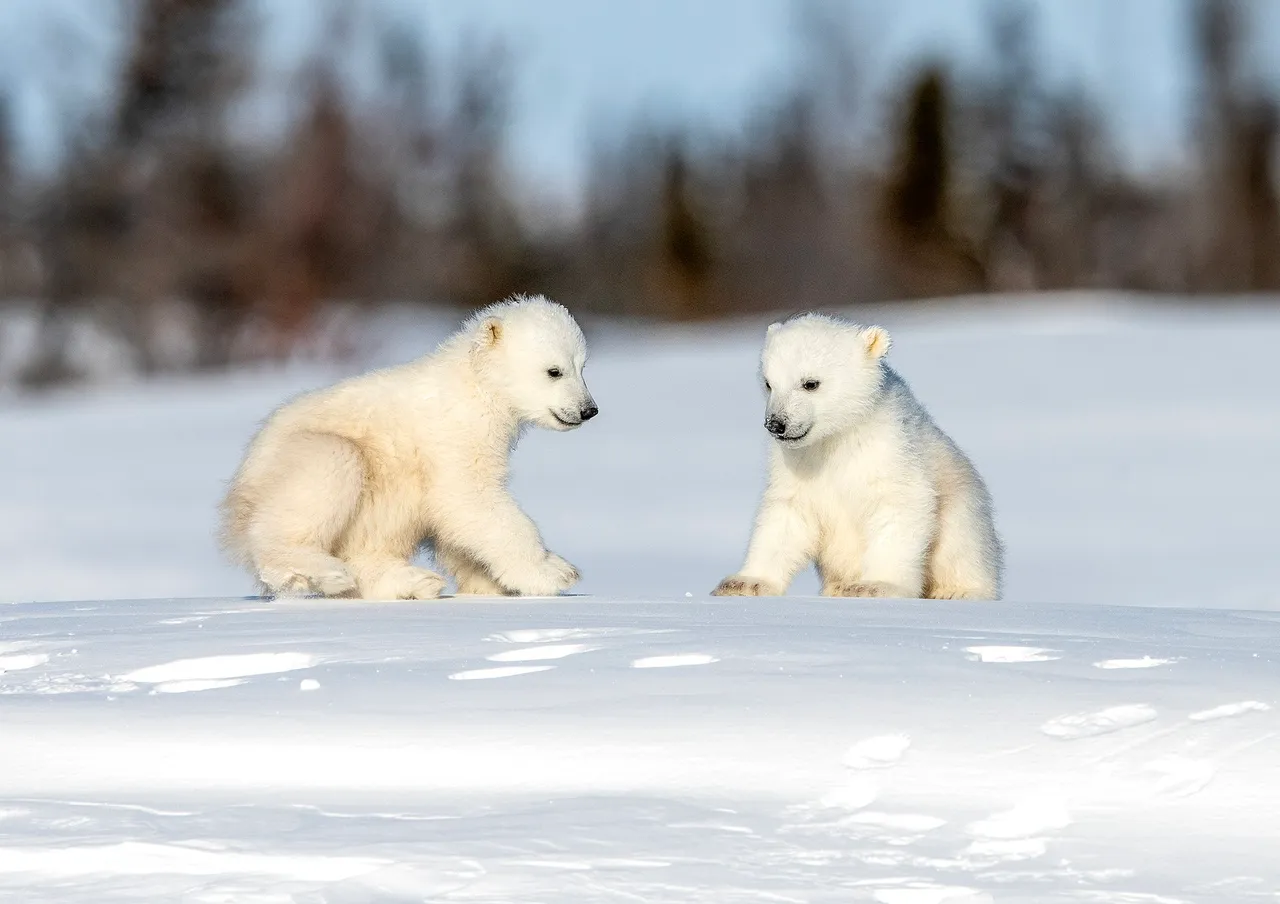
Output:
top-left (923, 465), bottom-right (1003, 601)
top-left (241, 431), bottom-right (365, 597)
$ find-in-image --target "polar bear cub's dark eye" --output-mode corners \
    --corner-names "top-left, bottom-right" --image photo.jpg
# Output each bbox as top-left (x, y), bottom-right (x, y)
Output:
top-left (802, 379), bottom-right (820, 391)
top-left (547, 367), bottom-right (563, 379)
top-left (764, 380), bottom-right (771, 391)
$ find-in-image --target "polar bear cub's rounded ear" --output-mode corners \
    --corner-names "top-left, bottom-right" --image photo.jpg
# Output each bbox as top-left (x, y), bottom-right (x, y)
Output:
top-left (766, 322), bottom-right (783, 337)
top-left (860, 325), bottom-right (891, 359)
top-left (473, 317), bottom-right (503, 352)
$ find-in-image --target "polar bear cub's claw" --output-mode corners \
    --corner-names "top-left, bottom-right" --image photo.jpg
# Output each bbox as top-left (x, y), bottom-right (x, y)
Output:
top-left (711, 575), bottom-right (785, 597)
top-left (364, 565), bottom-right (448, 601)
top-left (259, 570), bottom-right (312, 597)
top-left (310, 567), bottom-right (359, 596)
top-left (823, 580), bottom-right (916, 599)
top-left (260, 564), bottom-right (358, 598)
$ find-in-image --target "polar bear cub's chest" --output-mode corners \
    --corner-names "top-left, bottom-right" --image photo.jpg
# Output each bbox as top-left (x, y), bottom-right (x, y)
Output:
top-left (789, 426), bottom-right (911, 523)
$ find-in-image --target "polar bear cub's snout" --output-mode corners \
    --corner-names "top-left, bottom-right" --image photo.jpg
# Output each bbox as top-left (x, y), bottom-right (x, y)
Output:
top-left (763, 410), bottom-right (810, 443)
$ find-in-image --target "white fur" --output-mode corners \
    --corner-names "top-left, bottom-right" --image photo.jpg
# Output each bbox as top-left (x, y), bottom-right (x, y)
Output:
top-left (713, 314), bottom-right (1003, 600)
top-left (220, 294), bottom-right (596, 600)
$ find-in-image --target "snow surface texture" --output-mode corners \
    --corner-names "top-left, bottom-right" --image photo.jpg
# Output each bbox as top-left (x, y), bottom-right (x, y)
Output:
top-left (1, 597), bottom-right (1278, 902)
top-left (2, 296), bottom-right (1280, 900)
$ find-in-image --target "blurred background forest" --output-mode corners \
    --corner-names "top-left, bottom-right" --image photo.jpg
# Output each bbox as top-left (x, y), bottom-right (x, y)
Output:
top-left (1, 0), bottom-right (1278, 390)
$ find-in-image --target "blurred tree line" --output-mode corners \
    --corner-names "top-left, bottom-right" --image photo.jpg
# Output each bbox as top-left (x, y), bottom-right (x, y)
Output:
top-left (0, 0), bottom-right (1277, 388)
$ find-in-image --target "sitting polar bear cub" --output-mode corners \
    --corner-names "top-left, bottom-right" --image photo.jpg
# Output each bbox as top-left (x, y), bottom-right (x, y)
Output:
top-left (220, 295), bottom-right (597, 600)
top-left (713, 314), bottom-right (1003, 600)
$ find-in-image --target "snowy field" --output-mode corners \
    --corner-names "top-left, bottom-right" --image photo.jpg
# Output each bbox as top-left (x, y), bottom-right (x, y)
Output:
top-left (2, 294), bottom-right (1280, 901)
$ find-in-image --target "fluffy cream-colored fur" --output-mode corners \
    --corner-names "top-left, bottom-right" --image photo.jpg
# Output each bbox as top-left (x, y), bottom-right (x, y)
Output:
top-left (713, 313), bottom-right (1003, 600)
top-left (220, 295), bottom-right (597, 599)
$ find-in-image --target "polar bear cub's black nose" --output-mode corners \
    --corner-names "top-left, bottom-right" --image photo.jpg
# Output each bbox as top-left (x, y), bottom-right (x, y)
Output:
top-left (580, 405), bottom-right (599, 421)
top-left (765, 414), bottom-right (787, 436)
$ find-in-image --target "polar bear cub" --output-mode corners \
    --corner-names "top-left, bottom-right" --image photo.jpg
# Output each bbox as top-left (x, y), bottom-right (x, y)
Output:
top-left (220, 294), bottom-right (597, 600)
top-left (712, 313), bottom-right (1003, 600)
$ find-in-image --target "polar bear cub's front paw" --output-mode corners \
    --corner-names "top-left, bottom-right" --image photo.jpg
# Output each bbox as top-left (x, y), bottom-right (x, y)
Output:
top-left (364, 565), bottom-right (448, 600)
top-left (822, 580), bottom-right (916, 599)
top-left (711, 575), bottom-right (784, 597)
top-left (259, 564), bottom-right (357, 598)
top-left (544, 552), bottom-right (581, 590)
top-left (498, 552), bottom-right (580, 596)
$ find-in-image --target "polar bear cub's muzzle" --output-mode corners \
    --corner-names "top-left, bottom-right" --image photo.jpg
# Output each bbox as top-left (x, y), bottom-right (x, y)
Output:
top-left (545, 370), bottom-right (598, 430)
top-left (764, 408), bottom-right (811, 444)
top-left (549, 396), bottom-right (598, 429)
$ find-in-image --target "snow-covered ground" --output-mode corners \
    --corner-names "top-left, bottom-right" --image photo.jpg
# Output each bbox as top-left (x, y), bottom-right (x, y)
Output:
top-left (2, 294), bottom-right (1280, 901)
top-left (3, 596), bottom-right (1279, 902)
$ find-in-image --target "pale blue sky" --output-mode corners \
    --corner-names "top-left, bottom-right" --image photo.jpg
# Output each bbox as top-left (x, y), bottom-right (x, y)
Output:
top-left (4, 1), bottom-right (1278, 199)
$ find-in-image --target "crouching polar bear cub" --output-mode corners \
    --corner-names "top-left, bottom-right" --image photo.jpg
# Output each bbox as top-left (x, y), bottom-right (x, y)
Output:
top-left (713, 314), bottom-right (1003, 600)
top-left (220, 295), bottom-right (596, 599)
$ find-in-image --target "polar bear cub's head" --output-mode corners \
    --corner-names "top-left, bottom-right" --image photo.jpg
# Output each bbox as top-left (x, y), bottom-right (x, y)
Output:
top-left (759, 313), bottom-right (890, 448)
top-left (467, 294), bottom-right (598, 431)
